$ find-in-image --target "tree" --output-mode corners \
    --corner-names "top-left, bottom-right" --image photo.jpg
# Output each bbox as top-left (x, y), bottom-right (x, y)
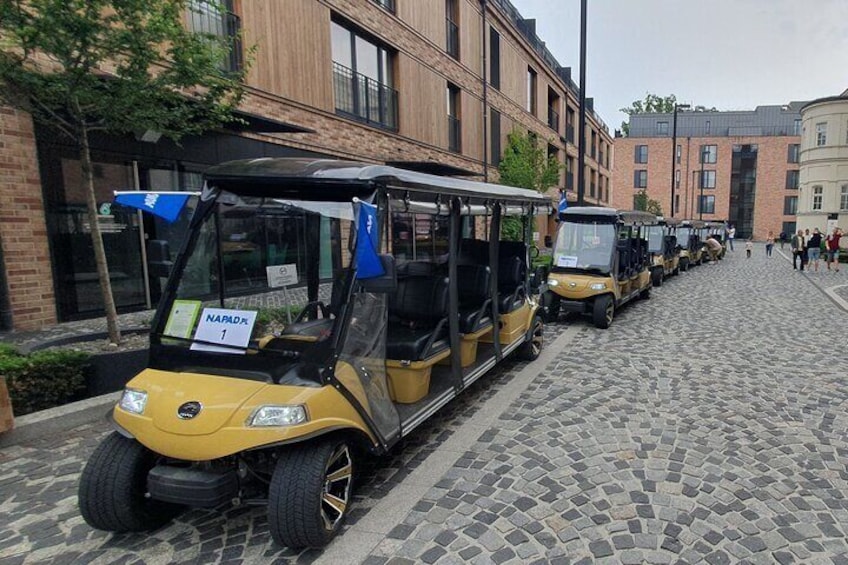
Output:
top-left (633, 190), bottom-right (663, 215)
top-left (619, 93), bottom-right (677, 136)
top-left (498, 130), bottom-right (561, 240)
top-left (0, 0), bottom-right (248, 343)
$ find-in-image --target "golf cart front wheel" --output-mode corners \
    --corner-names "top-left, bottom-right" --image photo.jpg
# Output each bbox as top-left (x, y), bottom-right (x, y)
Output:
top-left (592, 295), bottom-right (614, 329)
top-left (517, 314), bottom-right (544, 361)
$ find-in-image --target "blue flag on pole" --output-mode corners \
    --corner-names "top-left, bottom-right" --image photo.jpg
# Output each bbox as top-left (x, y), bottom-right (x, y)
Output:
top-left (114, 192), bottom-right (191, 223)
top-left (558, 191), bottom-right (569, 214)
top-left (354, 200), bottom-right (385, 279)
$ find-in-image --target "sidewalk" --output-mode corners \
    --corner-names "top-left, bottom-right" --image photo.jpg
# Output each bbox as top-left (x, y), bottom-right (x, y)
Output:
top-left (773, 246), bottom-right (848, 310)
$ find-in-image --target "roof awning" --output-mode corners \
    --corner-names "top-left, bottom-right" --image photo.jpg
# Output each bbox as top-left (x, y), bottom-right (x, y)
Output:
top-left (386, 160), bottom-right (478, 177)
top-left (225, 110), bottom-right (314, 134)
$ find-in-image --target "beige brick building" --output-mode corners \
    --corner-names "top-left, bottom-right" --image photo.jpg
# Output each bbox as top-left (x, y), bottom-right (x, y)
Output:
top-left (612, 104), bottom-right (804, 240)
top-left (0, 0), bottom-right (613, 330)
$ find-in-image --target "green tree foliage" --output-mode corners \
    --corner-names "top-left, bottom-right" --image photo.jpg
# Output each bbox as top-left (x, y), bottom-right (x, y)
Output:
top-left (498, 130), bottom-right (561, 241)
top-left (0, 0), bottom-right (249, 343)
top-left (619, 93), bottom-right (717, 136)
top-left (633, 190), bottom-right (663, 215)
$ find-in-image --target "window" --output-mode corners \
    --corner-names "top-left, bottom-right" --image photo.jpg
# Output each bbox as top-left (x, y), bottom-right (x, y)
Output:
top-left (812, 185), bottom-right (823, 210)
top-left (675, 195), bottom-right (680, 214)
top-left (527, 67), bottom-right (537, 115)
top-left (698, 195), bottom-right (715, 215)
top-left (372, 0), bottom-right (396, 11)
top-left (793, 119), bottom-right (801, 136)
top-left (782, 221), bottom-right (797, 237)
top-left (784, 196), bottom-right (798, 215)
top-left (490, 108), bottom-right (501, 165)
top-left (634, 170), bottom-right (647, 188)
top-left (706, 120), bottom-right (711, 135)
top-left (590, 130), bottom-right (597, 159)
top-left (676, 144), bottom-right (682, 164)
top-left (489, 28), bottom-right (500, 90)
top-left (445, 0), bottom-right (459, 59)
top-left (788, 144), bottom-right (800, 163)
top-left (657, 121), bottom-right (669, 135)
top-left (699, 170), bottom-right (716, 189)
top-left (565, 107), bottom-right (575, 143)
top-left (842, 185), bottom-right (848, 210)
top-left (634, 145), bottom-right (647, 163)
top-left (565, 156), bottom-right (574, 190)
top-left (447, 83), bottom-right (461, 153)
top-left (785, 170), bottom-right (799, 189)
top-left (816, 122), bottom-right (827, 146)
top-left (700, 145), bottom-right (717, 164)
top-left (331, 21), bottom-right (398, 130)
top-left (675, 169), bottom-right (680, 189)
top-left (188, 0), bottom-right (243, 73)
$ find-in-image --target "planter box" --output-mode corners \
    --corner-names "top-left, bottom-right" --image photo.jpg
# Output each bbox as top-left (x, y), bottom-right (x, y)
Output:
top-left (0, 377), bottom-right (13, 433)
top-left (85, 349), bottom-right (148, 397)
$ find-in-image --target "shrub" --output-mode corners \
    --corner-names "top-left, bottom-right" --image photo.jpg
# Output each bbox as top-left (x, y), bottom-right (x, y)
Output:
top-left (1, 350), bottom-right (89, 416)
top-left (0, 343), bottom-right (20, 359)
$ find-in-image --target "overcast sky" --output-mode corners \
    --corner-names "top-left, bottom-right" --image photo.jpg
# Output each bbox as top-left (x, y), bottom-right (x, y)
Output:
top-left (510, 0), bottom-right (848, 132)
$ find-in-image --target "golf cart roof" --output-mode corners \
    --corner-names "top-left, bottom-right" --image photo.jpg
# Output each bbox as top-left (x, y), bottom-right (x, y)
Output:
top-left (559, 206), bottom-right (657, 225)
top-left (679, 219), bottom-right (706, 228)
top-left (203, 158), bottom-right (551, 206)
top-left (656, 216), bottom-right (680, 227)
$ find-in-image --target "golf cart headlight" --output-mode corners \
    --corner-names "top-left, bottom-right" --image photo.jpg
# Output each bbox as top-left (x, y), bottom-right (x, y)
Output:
top-left (590, 283), bottom-right (607, 290)
top-left (119, 388), bottom-right (148, 415)
top-left (547, 278), bottom-right (559, 287)
top-left (248, 405), bottom-right (308, 427)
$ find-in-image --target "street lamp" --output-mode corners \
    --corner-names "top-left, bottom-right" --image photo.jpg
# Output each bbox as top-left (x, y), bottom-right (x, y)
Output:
top-left (669, 103), bottom-right (690, 218)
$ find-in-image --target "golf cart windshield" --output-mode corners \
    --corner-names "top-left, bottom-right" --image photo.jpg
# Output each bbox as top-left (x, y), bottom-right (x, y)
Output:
top-left (150, 192), bottom-right (354, 380)
top-left (552, 221), bottom-right (615, 273)
top-left (646, 225), bottom-right (664, 253)
top-left (677, 227), bottom-right (692, 247)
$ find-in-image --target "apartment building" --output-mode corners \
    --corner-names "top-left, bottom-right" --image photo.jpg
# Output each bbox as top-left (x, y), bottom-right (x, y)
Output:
top-left (797, 90), bottom-right (848, 234)
top-left (0, 0), bottom-right (613, 329)
top-left (612, 104), bottom-right (804, 239)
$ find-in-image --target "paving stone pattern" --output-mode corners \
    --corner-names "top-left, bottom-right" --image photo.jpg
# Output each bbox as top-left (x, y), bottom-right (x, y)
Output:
top-left (2, 245), bottom-right (848, 563)
top-left (364, 247), bottom-right (848, 564)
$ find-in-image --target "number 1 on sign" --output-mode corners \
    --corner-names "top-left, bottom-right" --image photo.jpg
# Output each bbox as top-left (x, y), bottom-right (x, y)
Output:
top-left (221, 329), bottom-right (227, 340)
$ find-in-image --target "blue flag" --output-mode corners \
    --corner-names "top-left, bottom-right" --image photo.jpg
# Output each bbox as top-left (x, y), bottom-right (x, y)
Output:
top-left (354, 200), bottom-right (385, 279)
top-left (114, 192), bottom-right (191, 223)
top-left (558, 191), bottom-right (569, 214)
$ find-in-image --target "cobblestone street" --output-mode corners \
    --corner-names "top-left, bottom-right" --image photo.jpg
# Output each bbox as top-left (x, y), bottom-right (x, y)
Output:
top-left (2, 246), bottom-right (848, 564)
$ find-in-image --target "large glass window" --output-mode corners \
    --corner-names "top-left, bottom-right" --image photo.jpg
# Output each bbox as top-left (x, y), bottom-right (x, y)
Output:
top-left (447, 83), bottom-right (461, 153)
top-left (634, 145), bottom-right (648, 164)
top-left (813, 185), bottom-right (823, 210)
top-left (527, 67), bottom-right (537, 115)
top-left (698, 195), bottom-right (715, 215)
top-left (331, 21), bottom-right (397, 130)
top-left (700, 170), bottom-right (716, 189)
top-left (793, 119), bottom-right (801, 136)
top-left (700, 144), bottom-right (717, 164)
top-left (657, 122), bottom-right (669, 135)
top-left (784, 196), bottom-right (798, 215)
top-left (489, 27), bottom-right (500, 90)
top-left (634, 170), bottom-right (647, 188)
top-left (785, 170), bottom-right (799, 189)
top-left (788, 144), bottom-right (800, 163)
top-left (187, 0), bottom-right (242, 73)
top-left (445, 0), bottom-right (459, 59)
top-left (842, 185), bottom-right (848, 211)
top-left (816, 122), bottom-right (827, 146)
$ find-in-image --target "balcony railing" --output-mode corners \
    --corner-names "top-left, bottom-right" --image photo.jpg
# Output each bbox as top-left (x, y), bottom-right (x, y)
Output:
top-left (333, 62), bottom-right (398, 131)
top-left (448, 116), bottom-right (461, 153)
top-left (188, 1), bottom-right (244, 73)
top-left (547, 107), bottom-right (559, 132)
top-left (446, 19), bottom-right (459, 60)
top-left (565, 124), bottom-right (574, 144)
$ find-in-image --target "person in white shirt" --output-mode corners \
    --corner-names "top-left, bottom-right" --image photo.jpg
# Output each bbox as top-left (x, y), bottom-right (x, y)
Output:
top-left (726, 225), bottom-right (736, 251)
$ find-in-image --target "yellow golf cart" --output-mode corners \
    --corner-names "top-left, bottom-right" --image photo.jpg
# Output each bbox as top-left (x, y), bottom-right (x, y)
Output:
top-left (646, 216), bottom-right (680, 287)
top-left (544, 207), bottom-right (654, 328)
top-left (676, 219), bottom-right (706, 271)
top-left (78, 158), bottom-right (548, 548)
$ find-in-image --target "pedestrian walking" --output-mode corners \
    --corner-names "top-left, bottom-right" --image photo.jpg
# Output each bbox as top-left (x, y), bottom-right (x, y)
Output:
top-left (826, 227), bottom-right (842, 272)
top-left (779, 231), bottom-right (787, 250)
top-left (746, 239), bottom-right (753, 258)
top-left (791, 229), bottom-right (806, 270)
top-left (808, 228), bottom-right (823, 272)
top-left (766, 231), bottom-right (774, 257)
top-left (727, 225), bottom-right (736, 251)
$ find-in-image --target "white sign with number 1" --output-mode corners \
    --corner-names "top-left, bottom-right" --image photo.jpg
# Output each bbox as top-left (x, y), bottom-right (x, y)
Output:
top-left (191, 308), bottom-right (257, 354)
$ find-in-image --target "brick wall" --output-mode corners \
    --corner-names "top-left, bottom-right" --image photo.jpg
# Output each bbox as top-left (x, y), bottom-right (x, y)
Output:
top-left (0, 108), bottom-right (56, 330)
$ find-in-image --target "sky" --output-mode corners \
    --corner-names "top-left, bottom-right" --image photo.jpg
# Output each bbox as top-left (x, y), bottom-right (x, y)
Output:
top-left (510, 0), bottom-right (848, 132)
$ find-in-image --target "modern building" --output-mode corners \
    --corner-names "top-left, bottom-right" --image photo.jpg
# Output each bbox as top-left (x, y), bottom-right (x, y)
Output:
top-left (797, 89), bottom-right (848, 235)
top-left (612, 104), bottom-right (805, 239)
top-left (0, 0), bottom-right (613, 330)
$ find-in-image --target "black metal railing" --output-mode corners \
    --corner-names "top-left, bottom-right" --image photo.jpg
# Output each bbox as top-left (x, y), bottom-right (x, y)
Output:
top-left (224, 11), bottom-right (243, 73)
top-left (446, 19), bottom-right (459, 60)
top-left (372, 0), bottom-right (396, 12)
top-left (188, 1), bottom-right (244, 73)
top-left (333, 62), bottom-right (398, 131)
top-left (547, 107), bottom-right (559, 132)
top-left (448, 116), bottom-right (461, 153)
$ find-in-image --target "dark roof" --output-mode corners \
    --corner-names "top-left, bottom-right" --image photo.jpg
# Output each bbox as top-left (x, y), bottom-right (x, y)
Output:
top-left (559, 207), bottom-right (656, 225)
top-left (385, 160), bottom-right (478, 177)
top-left (204, 158), bottom-right (551, 205)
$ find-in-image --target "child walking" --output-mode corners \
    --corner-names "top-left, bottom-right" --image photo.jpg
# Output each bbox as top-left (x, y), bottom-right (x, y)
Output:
top-left (746, 239), bottom-right (753, 258)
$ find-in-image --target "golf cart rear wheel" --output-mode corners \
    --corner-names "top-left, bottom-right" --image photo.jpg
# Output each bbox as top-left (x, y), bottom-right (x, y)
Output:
top-left (517, 314), bottom-right (544, 361)
top-left (592, 295), bottom-right (614, 329)
top-left (78, 432), bottom-right (182, 532)
top-left (268, 438), bottom-right (354, 548)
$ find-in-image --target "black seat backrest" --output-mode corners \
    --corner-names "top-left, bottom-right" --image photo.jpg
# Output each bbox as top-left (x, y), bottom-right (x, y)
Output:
top-left (497, 241), bottom-right (527, 291)
top-left (617, 241), bottom-right (631, 277)
top-left (457, 264), bottom-right (491, 306)
top-left (397, 261), bottom-right (440, 278)
top-left (390, 276), bottom-right (449, 324)
top-left (459, 238), bottom-right (489, 265)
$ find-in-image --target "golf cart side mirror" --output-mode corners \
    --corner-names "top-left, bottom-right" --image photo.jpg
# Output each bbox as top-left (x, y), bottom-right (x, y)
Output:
top-left (357, 255), bottom-right (397, 294)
